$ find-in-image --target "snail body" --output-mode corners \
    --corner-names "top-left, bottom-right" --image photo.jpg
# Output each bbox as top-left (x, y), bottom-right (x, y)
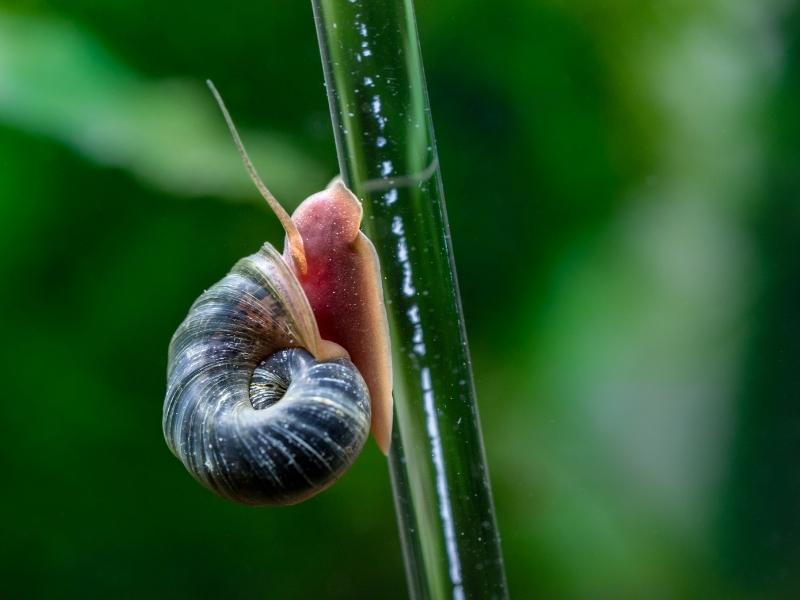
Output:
top-left (163, 83), bottom-right (392, 506)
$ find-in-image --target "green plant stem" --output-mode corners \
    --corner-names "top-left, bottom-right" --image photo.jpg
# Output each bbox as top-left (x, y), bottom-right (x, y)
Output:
top-left (311, 2), bottom-right (508, 598)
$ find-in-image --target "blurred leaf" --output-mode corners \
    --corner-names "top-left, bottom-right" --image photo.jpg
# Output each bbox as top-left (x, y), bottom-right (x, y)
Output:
top-left (0, 11), bottom-right (327, 202)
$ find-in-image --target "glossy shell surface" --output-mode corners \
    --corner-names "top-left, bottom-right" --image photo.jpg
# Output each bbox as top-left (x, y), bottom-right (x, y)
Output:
top-left (163, 244), bottom-right (371, 505)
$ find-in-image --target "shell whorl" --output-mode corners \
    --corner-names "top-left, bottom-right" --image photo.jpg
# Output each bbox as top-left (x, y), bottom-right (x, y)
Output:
top-left (164, 244), bottom-right (371, 506)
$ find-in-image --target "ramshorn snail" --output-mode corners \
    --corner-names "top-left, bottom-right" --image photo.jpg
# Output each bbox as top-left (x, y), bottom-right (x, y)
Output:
top-left (163, 82), bottom-right (393, 506)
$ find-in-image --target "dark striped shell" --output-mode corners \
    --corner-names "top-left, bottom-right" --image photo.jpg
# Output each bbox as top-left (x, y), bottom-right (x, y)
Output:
top-left (163, 244), bottom-right (371, 506)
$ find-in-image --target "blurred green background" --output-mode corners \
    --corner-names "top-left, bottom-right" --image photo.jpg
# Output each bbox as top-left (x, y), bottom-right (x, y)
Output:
top-left (2, 0), bottom-right (799, 597)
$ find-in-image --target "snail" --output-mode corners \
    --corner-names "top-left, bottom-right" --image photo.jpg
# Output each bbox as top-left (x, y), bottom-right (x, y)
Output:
top-left (163, 81), bottom-right (393, 506)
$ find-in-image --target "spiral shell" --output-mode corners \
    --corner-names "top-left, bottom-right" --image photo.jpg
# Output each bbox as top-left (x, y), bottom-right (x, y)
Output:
top-left (163, 244), bottom-right (371, 506)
